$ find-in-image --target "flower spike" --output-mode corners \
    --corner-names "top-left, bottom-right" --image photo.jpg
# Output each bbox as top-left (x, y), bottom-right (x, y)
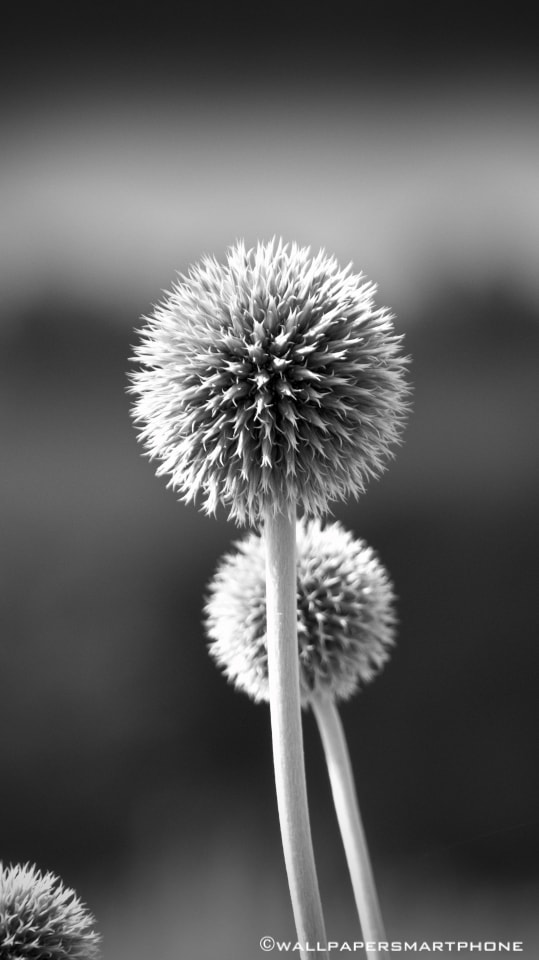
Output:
top-left (131, 238), bottom-right (410, 524)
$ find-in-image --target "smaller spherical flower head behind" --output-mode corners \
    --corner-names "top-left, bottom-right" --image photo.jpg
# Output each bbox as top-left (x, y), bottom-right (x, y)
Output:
top-left (205, 518), bottom-right (397, 705)
top-left (0, 862), bottom-right (100, 960)
top-left (130, 239), bottom-right (410, 525)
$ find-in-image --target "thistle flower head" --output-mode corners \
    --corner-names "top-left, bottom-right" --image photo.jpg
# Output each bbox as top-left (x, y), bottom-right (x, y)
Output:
top-left (205, 518), bottom-right (396, 704)
top-left (131, 238), bottom-right (410, 524)
top-left (0, 862), bottom-right (100, 960)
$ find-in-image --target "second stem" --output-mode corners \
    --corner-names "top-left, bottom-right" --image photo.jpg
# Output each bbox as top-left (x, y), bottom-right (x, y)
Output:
top-left (311, 693), bottom-right (385, 960)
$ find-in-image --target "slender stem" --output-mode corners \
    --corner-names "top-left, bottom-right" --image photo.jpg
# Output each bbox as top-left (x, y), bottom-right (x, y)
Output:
top-left (311, 693), bottom-right (385, 960)
top-left (264, 505), bottom-right (328, 960)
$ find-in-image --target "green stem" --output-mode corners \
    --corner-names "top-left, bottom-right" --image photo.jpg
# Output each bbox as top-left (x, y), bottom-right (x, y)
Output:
top-left (264, 505), bottom-right (328, 960)
top-left (311, 693), bottom-right (385, 960)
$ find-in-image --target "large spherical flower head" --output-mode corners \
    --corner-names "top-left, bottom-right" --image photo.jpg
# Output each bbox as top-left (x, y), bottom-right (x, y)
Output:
top-left (0, 862), bottom-right (100, 960)
top-left (205, 518), bottom-right (397, 704)
top-left (131, 238), bottom-right (410, 524)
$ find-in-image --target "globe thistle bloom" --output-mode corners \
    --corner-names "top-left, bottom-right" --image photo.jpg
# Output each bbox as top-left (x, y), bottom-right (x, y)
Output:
top-left (131, 238), bottom-right (410, 524)
top-left (0, 863), bottom-right (100, 960)
top-left (205, 518), bottom-right (396, 705)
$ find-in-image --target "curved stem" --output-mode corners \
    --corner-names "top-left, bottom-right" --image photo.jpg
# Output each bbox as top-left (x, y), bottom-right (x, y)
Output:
top-left (264, 505), bottom-right (328, 960)
top-left (311, 693), bottom-right (385, 960)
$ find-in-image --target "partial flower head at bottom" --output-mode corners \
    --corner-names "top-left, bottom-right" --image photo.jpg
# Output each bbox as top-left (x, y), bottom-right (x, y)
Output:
top-left (0, 862), bottom-right (100, 960)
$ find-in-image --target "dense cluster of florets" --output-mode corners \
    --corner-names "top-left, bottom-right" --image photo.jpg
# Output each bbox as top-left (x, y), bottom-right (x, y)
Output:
top-left (205, 518), bottom-right (397, 704)
top-left (131, 238), bottom-right (410, 524)
top-left (0, 863), bottom-right (100, 960)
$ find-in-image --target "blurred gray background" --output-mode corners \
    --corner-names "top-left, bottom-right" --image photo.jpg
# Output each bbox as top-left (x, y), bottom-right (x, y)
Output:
top-left (1, 3), bottom-right (538, 957)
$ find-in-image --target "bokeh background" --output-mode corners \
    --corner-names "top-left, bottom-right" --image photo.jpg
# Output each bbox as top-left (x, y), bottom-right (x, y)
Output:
top-left (2, 4), bottom-right (538, 957)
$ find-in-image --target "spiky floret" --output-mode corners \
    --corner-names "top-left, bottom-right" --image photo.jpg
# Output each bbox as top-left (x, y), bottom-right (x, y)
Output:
top-left (0, 863), bottom-right (100, 960)
top-left (205, 518), bottom-right (396, 704)
top-left (130, 238), bottom-right (410, 525)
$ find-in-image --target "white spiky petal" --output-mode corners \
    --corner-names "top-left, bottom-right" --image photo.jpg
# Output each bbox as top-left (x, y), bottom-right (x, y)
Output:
top-left (0, 862), bottom-right (100, 960)
top-left (205, 518), bottom-right (397, 704)
top-left (131, 238), bottom-right (410, 524)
